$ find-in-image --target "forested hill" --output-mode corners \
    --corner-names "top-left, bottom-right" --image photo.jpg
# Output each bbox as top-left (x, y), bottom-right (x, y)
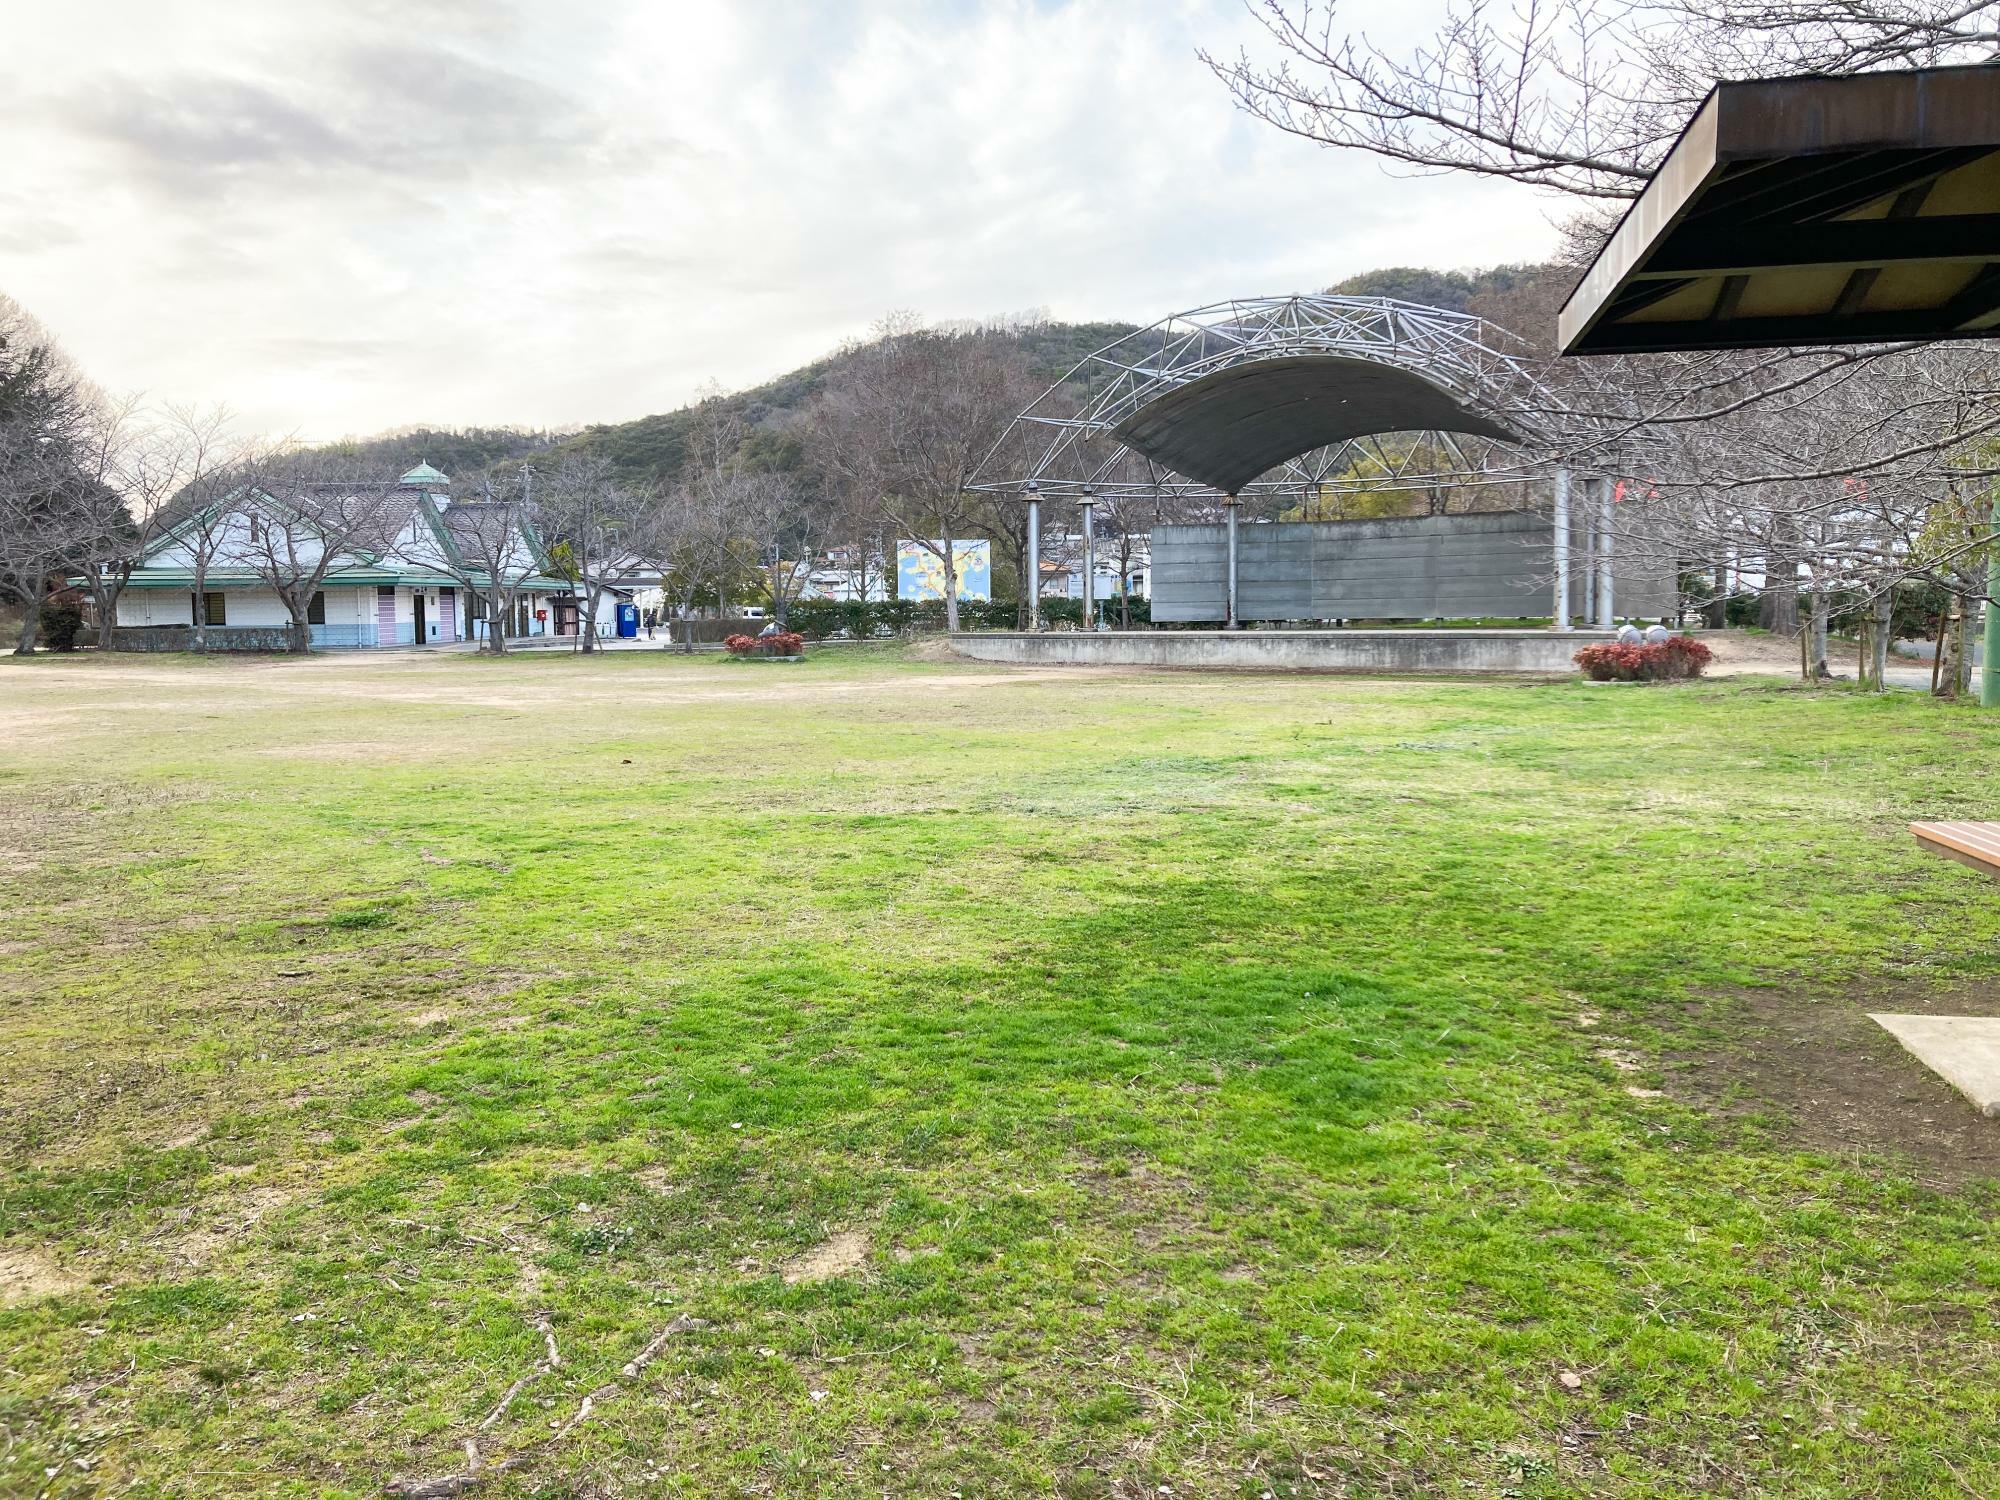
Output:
top-left (316, 319), bottom-right (1141, 493)
top-left (318, 263), bottom-right (1567, 491)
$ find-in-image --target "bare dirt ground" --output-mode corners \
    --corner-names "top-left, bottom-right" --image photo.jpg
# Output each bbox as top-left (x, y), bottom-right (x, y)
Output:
top-left (1701, 629), bottom-right (1940, 690)
top-left (1674, 979), bottom-right (2000, 1187)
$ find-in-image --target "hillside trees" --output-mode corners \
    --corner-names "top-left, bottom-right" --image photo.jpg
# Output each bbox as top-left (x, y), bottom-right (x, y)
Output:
top-left (808, 322), bottom-right (1039, 632)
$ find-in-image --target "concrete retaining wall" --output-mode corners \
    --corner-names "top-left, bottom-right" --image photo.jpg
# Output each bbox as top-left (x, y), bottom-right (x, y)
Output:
top-left (951, 628), bottom-right (1617, 675)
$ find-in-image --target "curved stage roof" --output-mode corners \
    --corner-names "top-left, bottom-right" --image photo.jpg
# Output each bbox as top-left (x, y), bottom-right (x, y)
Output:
top-left (967, 295), bottom-right (1578, 503)
top-left (1107, 354), bottom-right (1522, 496)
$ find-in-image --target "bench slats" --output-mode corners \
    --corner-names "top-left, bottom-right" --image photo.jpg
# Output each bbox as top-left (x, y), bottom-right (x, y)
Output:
top-left (1912, 821), bottom-right (2000, 880)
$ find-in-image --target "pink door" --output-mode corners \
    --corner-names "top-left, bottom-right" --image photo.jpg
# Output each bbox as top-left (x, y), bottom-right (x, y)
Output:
top-left (375, 587), bottom-right (397, 646)
top-left (438, 588), bottom-right (457, 644)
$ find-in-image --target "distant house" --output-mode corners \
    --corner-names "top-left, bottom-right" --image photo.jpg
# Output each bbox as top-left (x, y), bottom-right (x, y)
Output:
top-left (1037, 529), bottom-right (1150, 602)
top-left (108, 464), bottom-right (569, 649)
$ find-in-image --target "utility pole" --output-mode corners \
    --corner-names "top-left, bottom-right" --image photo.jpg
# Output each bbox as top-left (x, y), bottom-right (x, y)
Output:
top-left (1983, 488), bottom-right (2000, 707)
top-left (1552, 470), bottom-right (1571, 630)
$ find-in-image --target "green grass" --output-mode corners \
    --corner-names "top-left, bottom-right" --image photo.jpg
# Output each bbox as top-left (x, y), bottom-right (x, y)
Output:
top-left (3, 645), bottom-right (2000, 1497)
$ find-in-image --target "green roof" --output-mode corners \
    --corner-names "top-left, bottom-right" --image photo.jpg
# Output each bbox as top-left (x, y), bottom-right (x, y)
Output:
top-left (400, 462), bottom-right (450, 487)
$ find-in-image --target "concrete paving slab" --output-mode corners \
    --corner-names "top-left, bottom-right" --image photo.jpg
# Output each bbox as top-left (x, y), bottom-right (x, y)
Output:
top-left (1870, 1014), bottom-right (2000, 1118)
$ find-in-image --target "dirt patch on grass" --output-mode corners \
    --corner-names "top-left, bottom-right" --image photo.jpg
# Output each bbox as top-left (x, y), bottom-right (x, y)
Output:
top-left (1675, 981), bottom-right (2000, 1186)
top-left (161, 1184), bottom-right (301, 1268)
top-left (782, 1230), bottom-right (869, 1284)
top-left (0, 1246), bottom-right (86, 1305)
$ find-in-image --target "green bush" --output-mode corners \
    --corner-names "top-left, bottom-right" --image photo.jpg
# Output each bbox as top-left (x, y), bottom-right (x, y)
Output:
top-left (783, 594), bottom-right (1152, 636)
top-left (38, 595), bottom-right (85, 652)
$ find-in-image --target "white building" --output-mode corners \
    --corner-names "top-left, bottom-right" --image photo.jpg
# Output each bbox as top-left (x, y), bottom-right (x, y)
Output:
top-left (108, 464), bottom-right (568, 649)
top-left (1038, 530), bottom-right (1151, 602)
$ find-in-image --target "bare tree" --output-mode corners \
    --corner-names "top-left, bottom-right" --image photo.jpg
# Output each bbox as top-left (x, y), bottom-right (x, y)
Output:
top-left (416, 467), bottom-right (552, 655)
top-left (723, 467), bottom-right (824, 627)
top-left (1206, 1), bottom-right (1996, 204)
top-left (627, 480), bottom-right (735, 653)
top-left (230, 449), bottom-right (415, 654)
top-left (809, 319), bottom-right (1039, 632)
top-left (534, 451), bottom-right (644, 653)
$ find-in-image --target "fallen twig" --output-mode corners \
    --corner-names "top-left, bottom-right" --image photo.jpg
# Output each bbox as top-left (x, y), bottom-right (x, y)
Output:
top-left (621, 1315), bottom-right (706, 1379)
top-left (384, 1314), bottom-right (709, 1498)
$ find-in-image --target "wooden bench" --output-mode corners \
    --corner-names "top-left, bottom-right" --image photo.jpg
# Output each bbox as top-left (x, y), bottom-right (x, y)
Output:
top-left (1911, 821), bottom-right (2000, 881)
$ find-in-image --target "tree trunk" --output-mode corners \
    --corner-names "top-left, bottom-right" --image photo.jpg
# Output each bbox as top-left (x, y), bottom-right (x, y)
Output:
top-left (1868, 588), bottom-right (1894, 691)
top-left (191, 567), bottom-right (209, 652)
top-left (940, 539), bottom-right (959, 633)
top-left (13, 599), bottom-right (39, 656)
top-left (94, 579), bottom-right (125, 649)
top-left (288, 608), bottom-right (311, 654)
top-left (1808, 589), bottom-right (1829, 679)
top-left (1758, 584), bottom-right (1798, 637)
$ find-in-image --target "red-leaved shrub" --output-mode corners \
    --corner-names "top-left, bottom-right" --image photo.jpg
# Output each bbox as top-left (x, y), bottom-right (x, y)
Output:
top-left (725, 631), bottom-right (805, 658)
top-left (1573, 634), bottom-right (1713, 682)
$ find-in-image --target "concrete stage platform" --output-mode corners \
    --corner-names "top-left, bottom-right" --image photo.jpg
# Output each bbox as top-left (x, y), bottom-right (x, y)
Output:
top-left (1872, 1014), bottom-right (2000, 1118)
top-left (950, 628), bottom-right (1619, 675)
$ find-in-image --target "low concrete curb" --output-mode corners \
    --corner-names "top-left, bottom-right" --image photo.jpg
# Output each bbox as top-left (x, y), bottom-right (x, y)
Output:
top-left (950, 628), bottom-right (1619, 675)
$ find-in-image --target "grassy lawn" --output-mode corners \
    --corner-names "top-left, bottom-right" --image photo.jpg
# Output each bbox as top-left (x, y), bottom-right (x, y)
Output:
top-left (4, 644), bottom-right (2000, 1498)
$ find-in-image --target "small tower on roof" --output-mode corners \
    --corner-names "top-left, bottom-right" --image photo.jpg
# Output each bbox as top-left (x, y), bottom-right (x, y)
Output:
top-left (400, 461), bottom-right (449, 490)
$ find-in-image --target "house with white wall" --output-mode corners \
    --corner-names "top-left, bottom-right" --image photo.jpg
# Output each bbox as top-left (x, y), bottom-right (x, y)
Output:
top-left (109, 464), bottom-right (568, 649)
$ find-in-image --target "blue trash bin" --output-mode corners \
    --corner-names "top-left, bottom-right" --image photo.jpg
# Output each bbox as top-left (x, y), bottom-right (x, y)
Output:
top-left (616, 603), bottom-right (639, 639)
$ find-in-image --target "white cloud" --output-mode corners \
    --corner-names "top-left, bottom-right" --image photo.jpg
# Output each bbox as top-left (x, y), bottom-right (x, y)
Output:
top-left (0, 0), bottom-right (1563, 438)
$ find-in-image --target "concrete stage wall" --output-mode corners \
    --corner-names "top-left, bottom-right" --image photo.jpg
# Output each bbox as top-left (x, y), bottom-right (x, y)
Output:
top-left (950, 628), bottom-right (1618, 675)
top-left (1151, 512), bottom-right (1676, 624)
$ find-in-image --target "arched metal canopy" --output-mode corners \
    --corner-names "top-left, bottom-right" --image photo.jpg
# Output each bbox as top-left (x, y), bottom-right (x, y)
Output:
top-left (969, 294), bottom-right (1576, 503)
top-left (1109, 354), bottom-right (1521, 495)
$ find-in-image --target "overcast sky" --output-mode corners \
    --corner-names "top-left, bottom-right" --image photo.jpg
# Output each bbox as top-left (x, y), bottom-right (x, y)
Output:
top-left (2, 0), bottom-right (1563, 440)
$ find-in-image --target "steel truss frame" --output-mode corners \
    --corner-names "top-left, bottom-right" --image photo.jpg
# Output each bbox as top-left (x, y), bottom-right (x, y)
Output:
top-left (968, 293), bottom-right (1605, 503)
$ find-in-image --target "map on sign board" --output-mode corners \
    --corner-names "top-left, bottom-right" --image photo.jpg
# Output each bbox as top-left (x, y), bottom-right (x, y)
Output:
top-left (896, 539), bottom-right (990, 601)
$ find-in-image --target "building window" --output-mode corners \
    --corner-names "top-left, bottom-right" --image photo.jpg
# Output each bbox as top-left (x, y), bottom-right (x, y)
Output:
top-left (306, 590), bottom-right (325, 625)
top-left (196, 591), bottom-right (227, 626)
top-left (247, 515), bottom-right (263, 544)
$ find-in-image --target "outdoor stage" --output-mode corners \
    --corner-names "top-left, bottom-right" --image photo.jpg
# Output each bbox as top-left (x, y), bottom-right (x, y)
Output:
top-left (950, 628), bottom-right (1620, 675)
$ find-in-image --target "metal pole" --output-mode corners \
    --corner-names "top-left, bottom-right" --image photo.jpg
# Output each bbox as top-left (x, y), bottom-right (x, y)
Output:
top-left (1579, 505), bottom-right (1596, 625)
top-left (1025, 486), bottom-right (1041, 632)
top-left (1224, 495), bottom-right (1240, 630)
top-left (1983, 488), bottom-right (2000, 707)
top-left (1079, 492), bottom-right (1097, 630)
top-left (1552, 470), bottom-right (1571, 631)
top-left (1596, 477), bottom-right (1616, 628)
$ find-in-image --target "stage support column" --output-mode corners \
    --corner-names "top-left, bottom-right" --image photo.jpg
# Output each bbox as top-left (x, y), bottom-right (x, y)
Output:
top-left (1224, 494), bottom-right (1240, 630)
top-left (1552, 470), bottom-right (1572, 631)
top-left (1080, 490), bottom-right (1097, 630)
top-left (1025, 484), bottom-right (1042, 632)
top-left (1595, 477), bottom-right (1616, 628)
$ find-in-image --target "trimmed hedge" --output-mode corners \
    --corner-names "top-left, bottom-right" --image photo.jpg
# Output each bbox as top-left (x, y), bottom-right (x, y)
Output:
top-left (784, 596), bottom-right (1139, 640)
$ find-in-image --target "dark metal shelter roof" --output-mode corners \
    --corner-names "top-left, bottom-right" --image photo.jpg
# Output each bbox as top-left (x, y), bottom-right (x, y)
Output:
top-left (968, 295), bottom-right (1578, 503)
top-left (1560, 64), bottom-right (2000, 355)
top-left (1107, 355), bottom-right (1520, 496)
